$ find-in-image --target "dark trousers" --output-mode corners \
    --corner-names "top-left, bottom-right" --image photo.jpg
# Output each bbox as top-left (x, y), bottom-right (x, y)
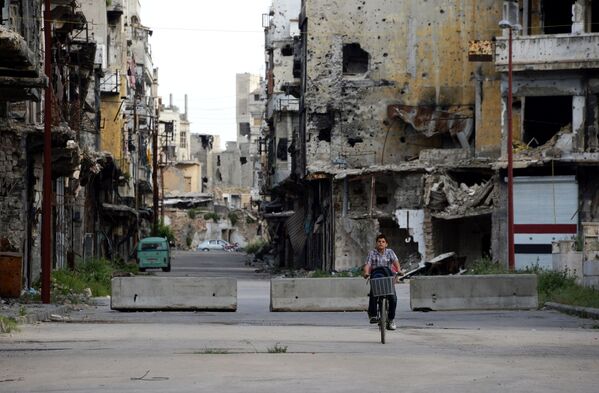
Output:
top-left (368, 292), bottom-right (397, 321)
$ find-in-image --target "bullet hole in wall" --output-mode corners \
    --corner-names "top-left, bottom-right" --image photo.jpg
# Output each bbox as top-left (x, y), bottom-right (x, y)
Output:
top-left (343, 43), bottom-right (369, 75)
top-left (347, 137), bottom-right (363, 147)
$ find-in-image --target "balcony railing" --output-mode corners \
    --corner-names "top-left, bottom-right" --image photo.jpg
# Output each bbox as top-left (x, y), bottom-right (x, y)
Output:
top-left (496, 33), bottom-right (599, 72)
top-left (100, 71), bottom-right (120, 94)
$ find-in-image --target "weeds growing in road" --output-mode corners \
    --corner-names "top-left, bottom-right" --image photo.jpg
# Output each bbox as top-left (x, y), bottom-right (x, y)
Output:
top-left (267, 343), bottom-right (288, 353)
top-left (195, 347), bottom-right (230, 354)
top-left (33, 258), bottom-right (138, 303)
top-left (467, 258), bottom-right (508, 275)
top-left (0, 316), bottom-right (19, 334)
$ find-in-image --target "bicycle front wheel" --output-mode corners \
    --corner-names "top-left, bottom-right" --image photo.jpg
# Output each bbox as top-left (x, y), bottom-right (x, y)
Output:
top-left (379, 298), bottom-right (387, 344)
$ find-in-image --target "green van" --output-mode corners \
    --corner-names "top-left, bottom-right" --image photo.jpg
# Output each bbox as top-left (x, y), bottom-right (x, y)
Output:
top-left (137, 237), bottom-right (171, 272)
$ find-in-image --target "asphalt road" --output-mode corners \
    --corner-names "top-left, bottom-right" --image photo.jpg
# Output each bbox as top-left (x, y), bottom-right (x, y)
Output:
top-left (1, 251), bottom-right (598, 393)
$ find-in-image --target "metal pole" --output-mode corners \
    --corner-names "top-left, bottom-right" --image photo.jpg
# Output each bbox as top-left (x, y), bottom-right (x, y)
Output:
top-left (41, 0), bottom-right (52, 304)
top-left (507, 27), bottom-right (515, 271)
top-left (152, 116), bottom-right (159, 235)
top-left (134, 97), bottom-right (140, 243)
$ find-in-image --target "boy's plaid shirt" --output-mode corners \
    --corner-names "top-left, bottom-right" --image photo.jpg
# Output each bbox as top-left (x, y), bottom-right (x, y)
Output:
top-left (365, 249), bottom-right (398, 269)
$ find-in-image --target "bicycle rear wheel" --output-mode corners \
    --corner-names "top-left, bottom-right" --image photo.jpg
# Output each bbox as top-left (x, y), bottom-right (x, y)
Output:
top-left (379, 297), bottom-right (387, 344)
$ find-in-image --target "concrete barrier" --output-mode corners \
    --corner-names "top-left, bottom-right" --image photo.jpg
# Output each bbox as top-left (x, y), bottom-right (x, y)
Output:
top-left (111, 277), bottom-right (237, 311)
top-left (270, 278), bottom-right (369, 311)
top-left (410, 274), bottom-right (538, 311)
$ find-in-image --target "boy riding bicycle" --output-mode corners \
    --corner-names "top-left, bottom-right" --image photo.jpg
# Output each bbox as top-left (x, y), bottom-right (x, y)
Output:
top-left (363, 233), bottom-right (402, 330)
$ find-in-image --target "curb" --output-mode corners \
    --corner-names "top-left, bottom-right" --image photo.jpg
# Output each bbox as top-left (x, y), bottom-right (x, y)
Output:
top-left (545, 302), bottom-right (599, 320)
top-left (14, 305), bottom-right (74, 324)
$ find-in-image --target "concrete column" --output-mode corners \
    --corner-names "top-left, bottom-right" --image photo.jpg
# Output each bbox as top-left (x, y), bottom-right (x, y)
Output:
top-left (572, 1), bottom-right (585, 34)
top-left (573, 95), bottom-right (586, 151)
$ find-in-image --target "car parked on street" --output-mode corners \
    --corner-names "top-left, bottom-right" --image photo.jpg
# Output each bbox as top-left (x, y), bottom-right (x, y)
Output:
top-left (197, 239), bottom-right (230, 251)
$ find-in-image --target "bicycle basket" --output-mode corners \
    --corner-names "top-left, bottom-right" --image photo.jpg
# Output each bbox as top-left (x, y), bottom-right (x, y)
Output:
top-left (370, 276), bottom-right (395, 297)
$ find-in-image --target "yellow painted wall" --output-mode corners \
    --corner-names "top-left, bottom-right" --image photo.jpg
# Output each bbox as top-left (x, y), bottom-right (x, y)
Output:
top-left (99, 76), bottom-right (126, 162)
top-left (163, 163), bottom-right (201, 194)
top-left (477, 79), bottom-right (502, 155)
top-left (304, 0), bottom-right (503, 167)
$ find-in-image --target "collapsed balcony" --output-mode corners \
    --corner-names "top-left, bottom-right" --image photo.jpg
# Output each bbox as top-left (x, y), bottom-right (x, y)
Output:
top-left (0, 26), bottom-right (47, 101)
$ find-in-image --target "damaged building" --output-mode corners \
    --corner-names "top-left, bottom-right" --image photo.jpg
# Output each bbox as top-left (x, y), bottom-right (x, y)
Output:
top-left (261, 0), bottom-right (505, 271)
top-left (494, 0), bottom-right (599, 269)
top-left (0, 0), bottom-right (158, 294)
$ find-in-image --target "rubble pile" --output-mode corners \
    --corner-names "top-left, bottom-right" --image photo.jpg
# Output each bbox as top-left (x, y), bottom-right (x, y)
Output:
top-left (424, 173), bottom-right (495, 218)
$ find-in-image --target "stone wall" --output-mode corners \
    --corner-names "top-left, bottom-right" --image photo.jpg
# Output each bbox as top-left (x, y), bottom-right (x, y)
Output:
top-left (0, 131), bottom-right (26, 253)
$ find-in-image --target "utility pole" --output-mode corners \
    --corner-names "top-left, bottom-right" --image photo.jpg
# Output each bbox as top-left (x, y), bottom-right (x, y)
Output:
top-left (134, 97), bottom-right (140, 243)
top-left (41, 0), bottom-right (52, 304)
top-left (499, 0), bottom-right (520, 271)
top-left (152, 114), bottom-right (159, 235)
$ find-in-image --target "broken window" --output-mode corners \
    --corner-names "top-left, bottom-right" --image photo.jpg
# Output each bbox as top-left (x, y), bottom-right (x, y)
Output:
top-left (375, 181), bottom-right (390, 205)
top-left (343, 43), bottom-right (369, 75)
top-left (277, 138), bottom-right (288, 161)
top-left (239, 122), bottom-right (251, 137)
top-left (592, 1), bottom-right (599, 32)
top-left (318, 128), bottom-right (331, 142)
top-left (432, 215), bottom-right (491, 267)
top-left (312, 113), bottom-right (335, 142)
top-left (281, 45), bottom-right (293, 56)
top-left (543, 0), bottom-right (575, 34)
top-left (523, 96), bottom-right (572, 147)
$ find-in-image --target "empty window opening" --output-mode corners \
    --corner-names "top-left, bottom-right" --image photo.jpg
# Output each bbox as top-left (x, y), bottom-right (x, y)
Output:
top-left (312, 113), bottom-right (335, 142)
top-left (276, 138), bottom-right (288, 161)
top-left (281, 45), bottom-right (293, 56)
top-left (240, 156), bottom-right (247, 165)
top-left (343, 43), bottom-right (369, 75)
top-left (542, 0), bottom-right (575, 34)
top-left (592, 1), bottom-right (599, 33)
top-left (215, 168), bottom-right (222, 182)
top-left (217, 155), bottom-right (221, 167)
top-left (446, 171), bottom-right (492, 187)
top-left (318, 128), bottom-right (331, 142)
top-left (347, 137), bottom-right (363, 147)
top-left (239, 122), bottom-right (251, 137)
top-left (523, 96), bottom-right (572, 147)
top-left (375, 181), bottom-right (390, 206)
top-left (432, 215), bottom-right (491, 268)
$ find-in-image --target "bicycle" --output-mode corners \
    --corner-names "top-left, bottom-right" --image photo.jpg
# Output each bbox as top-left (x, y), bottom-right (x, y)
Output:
top-left (368, 274), bottom-right (396, 344)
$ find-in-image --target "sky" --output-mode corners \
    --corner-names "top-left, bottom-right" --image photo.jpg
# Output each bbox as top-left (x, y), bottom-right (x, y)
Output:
top-left (140, 0), bottom-right (272, 149)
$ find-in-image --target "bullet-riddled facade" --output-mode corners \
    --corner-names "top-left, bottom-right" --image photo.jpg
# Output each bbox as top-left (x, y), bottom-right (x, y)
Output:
top-left (262, 0), bottom-right (505, 271)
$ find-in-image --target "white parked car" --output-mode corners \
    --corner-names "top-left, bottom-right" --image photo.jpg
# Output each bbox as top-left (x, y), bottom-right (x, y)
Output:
top-left (197, 239), bottom-right (230, 251)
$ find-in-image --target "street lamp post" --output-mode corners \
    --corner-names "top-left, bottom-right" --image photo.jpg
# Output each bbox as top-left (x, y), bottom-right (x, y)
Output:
top-left (499, 0), bottom-right (520, 272)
